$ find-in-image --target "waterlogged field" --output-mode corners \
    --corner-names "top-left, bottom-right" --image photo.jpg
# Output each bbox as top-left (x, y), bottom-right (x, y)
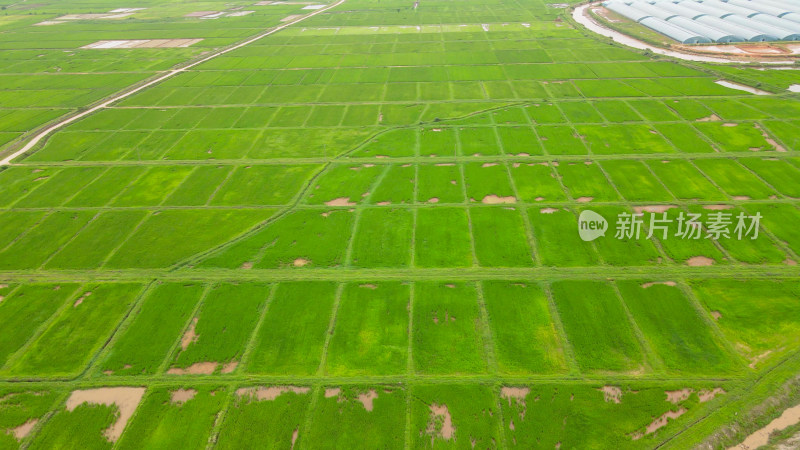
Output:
top-left (0, 0), bottom-right (799, 447)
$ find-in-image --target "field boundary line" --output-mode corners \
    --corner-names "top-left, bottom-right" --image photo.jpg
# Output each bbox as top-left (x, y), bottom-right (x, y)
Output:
top-left (82, 281), bottom-right (158, 378)
top-left (316, 283), bottom-right (345, 376)
top-left (238, 283), bottom-right (279, 370)
top-left (205, 386), bottom-right (235, 450)
top-left (542, 282), bottom-right (580, 375)
top-left (156, 283), bottom-right (213, 374)
top-left (610, 281), bottom-right (667, 373)
top-left (475, 281), bottom-right (499, 374)
top-left (0, 0), bottom-right (348, 166)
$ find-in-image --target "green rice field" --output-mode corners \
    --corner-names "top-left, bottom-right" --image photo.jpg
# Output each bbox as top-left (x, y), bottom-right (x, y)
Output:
top-left (0, 0), bottom-right (800, 447)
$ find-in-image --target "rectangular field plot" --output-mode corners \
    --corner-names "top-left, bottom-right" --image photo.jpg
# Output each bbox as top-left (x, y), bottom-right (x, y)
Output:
top-left (529, 207), bottom-right (599, 266)
top-left (646, 160), bottom-right (725, 201)
top-left (409, 384), bottom-right (500, 448)
top-left (210, 165), bottom-right (319, 206)
top-left (0, 211), bottom-right (95, 270)
top-left (691, 279), bottom-right (800, 369)
top-left (419, 127), bottom-right (457, 157)
top-left (692, 159), bottom-right (776, 200)
top-left (0, 167), bottom-right (61, 207)
top-left (694, 122), bottom-right (777, 152)
top-left (463, 162), bottom-right (515, 202)
top-left (216, 386), bottom-right (312, 449)
top-left (497, 126), bottom-right (544, 155)
top-left (654, 123), bottom-right (715, 153)
top-left (200, 209), bottom-right (355, 269)
top-left (6, 283), bottom-right (142, 377)
top-left (617, 281), bottom-right (741, 374)
top-left (600, 160), bottom-right (674, 202)
top-left (582, 206), bottom-right (663, 266)
top-left (556, 163), bottom-right (619, 202)
top-left (0, 284), bottom-right (78, 368)
top-left (470, 207), bottom-right (533, 267)
top-left (101, 283), bottom-right (204, 376)
top-left (413, 282), bottom-right (487, 374)
top-left (509, 163), bottom-right (566, 203)
top-left (414, 208), bottom-right (473, 267)
top-left (350, 208), bottom-right (413, 268)
top-left (0, 388), bottom-right (60, 449)
top-left (500, 384), bottom-right (717, 448)
top-left (247, 282), bottom-right (336, 375)
top-left (325, 282), bottom-right (408, 376)
top-left (550, 281), bottom-right (644, 373)
top-left (116, 386), bottom-right (224, 450)
top-left (306, 387), bottom-right (405, 449)
top-left (684, 205), bottom-right (786, 265)
top-left (12, 166), bottom-right (105, 208)
top-left (739, 157), bottom-right (800, 198)
top-left (106, 209), bottom-right (273, 269)
top-left (458, 127), bottom-right (502, 156)
top-left (304, 164), bottom-right (384, 205)
top-left (482, 281), bottom-right (566, 374)
top-left (416, 164), bottom-right (464, 204)
top-left (170, 283), bottom-right (270, 374)
top-left (351, 129), bottom-right (416, 158)
top-left (576, 124), bottom-right (674, 155)
top-left (368, 164), bottom-right (415, 205)
top-left (30, 391), bottom-right (126, 450)
top-left (537, 126), bottom-right (587, 155)
top-left (162, 165), bottom-right (234, 206)
top-left (643, 207), bottom-right (727, 265)
top-left (44, 210), bottom-right (148, 270)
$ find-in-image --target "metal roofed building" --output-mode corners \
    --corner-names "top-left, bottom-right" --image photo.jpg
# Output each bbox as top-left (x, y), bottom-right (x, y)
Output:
top-left (602, 0), bottom-right (800, 43)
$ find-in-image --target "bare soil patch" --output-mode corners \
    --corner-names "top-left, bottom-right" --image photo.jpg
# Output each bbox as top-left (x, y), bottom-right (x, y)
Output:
top-left (66, 387), bottom-right (145, 442)
top-left (641, 281), bottom-right (676, 289)
top-left (666, 388), bottom-right (692, 404)
top-left (426, 404), bottom-right (455, 443)
top-left (732, 196), bottom-right (750, 201)
top-left (74, 291), bottom-right (91, 307)
top-left (293, 258), bottom-right (310, 267)
top-left (703, 204), bottom-right (733, 210)
top-left (236, 386), bottom-right (310, 401)
top-left (696, 114), bottom-right (721, 122)
top-left (576, 196), bottom-right (593, 203)
top-left (170, 389), bottom-right (197, 404)
top-left (10, 419), bottom-right (37, 440)
top-left (240, 262), bottom-right (253, 269)
top-left (181, 318), bottom-right (198, 351)
top-left (633, 205), bottom-right (676, 214)
top-left (167, 362), bottom-right (218, 375)
top-left (501, 387), bottom-right (529, 419)
top-left (324, 388), bottom-right (341, 398)
top-left (221, 361), bottom-right (238, 373)
top-left (482, 163), bottom-right (497, 167)
top-left (358, 390), bottom-right (378, 411)
top-left (687, 256), bottom-right (714, 267)
top-left (698, 388), bottom-right (725, 402)
top-left (711, 311), bottom-right (722, 320)
top-left (601, 386), bottom-right (622, 404)
top-left (540, 208), bottom-right (559, 214)
top-left (644, 408), bottom-right (686, 435)
top-left (428, 197), bottom-right (439, 203)
top-left (325, 197), bottom-right (355, 206)
top-left (482, 195), bottom-right (516, 204)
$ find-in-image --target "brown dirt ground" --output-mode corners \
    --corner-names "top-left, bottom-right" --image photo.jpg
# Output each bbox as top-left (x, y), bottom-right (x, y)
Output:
top-left (66, 387), bottom-right (145, 442)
